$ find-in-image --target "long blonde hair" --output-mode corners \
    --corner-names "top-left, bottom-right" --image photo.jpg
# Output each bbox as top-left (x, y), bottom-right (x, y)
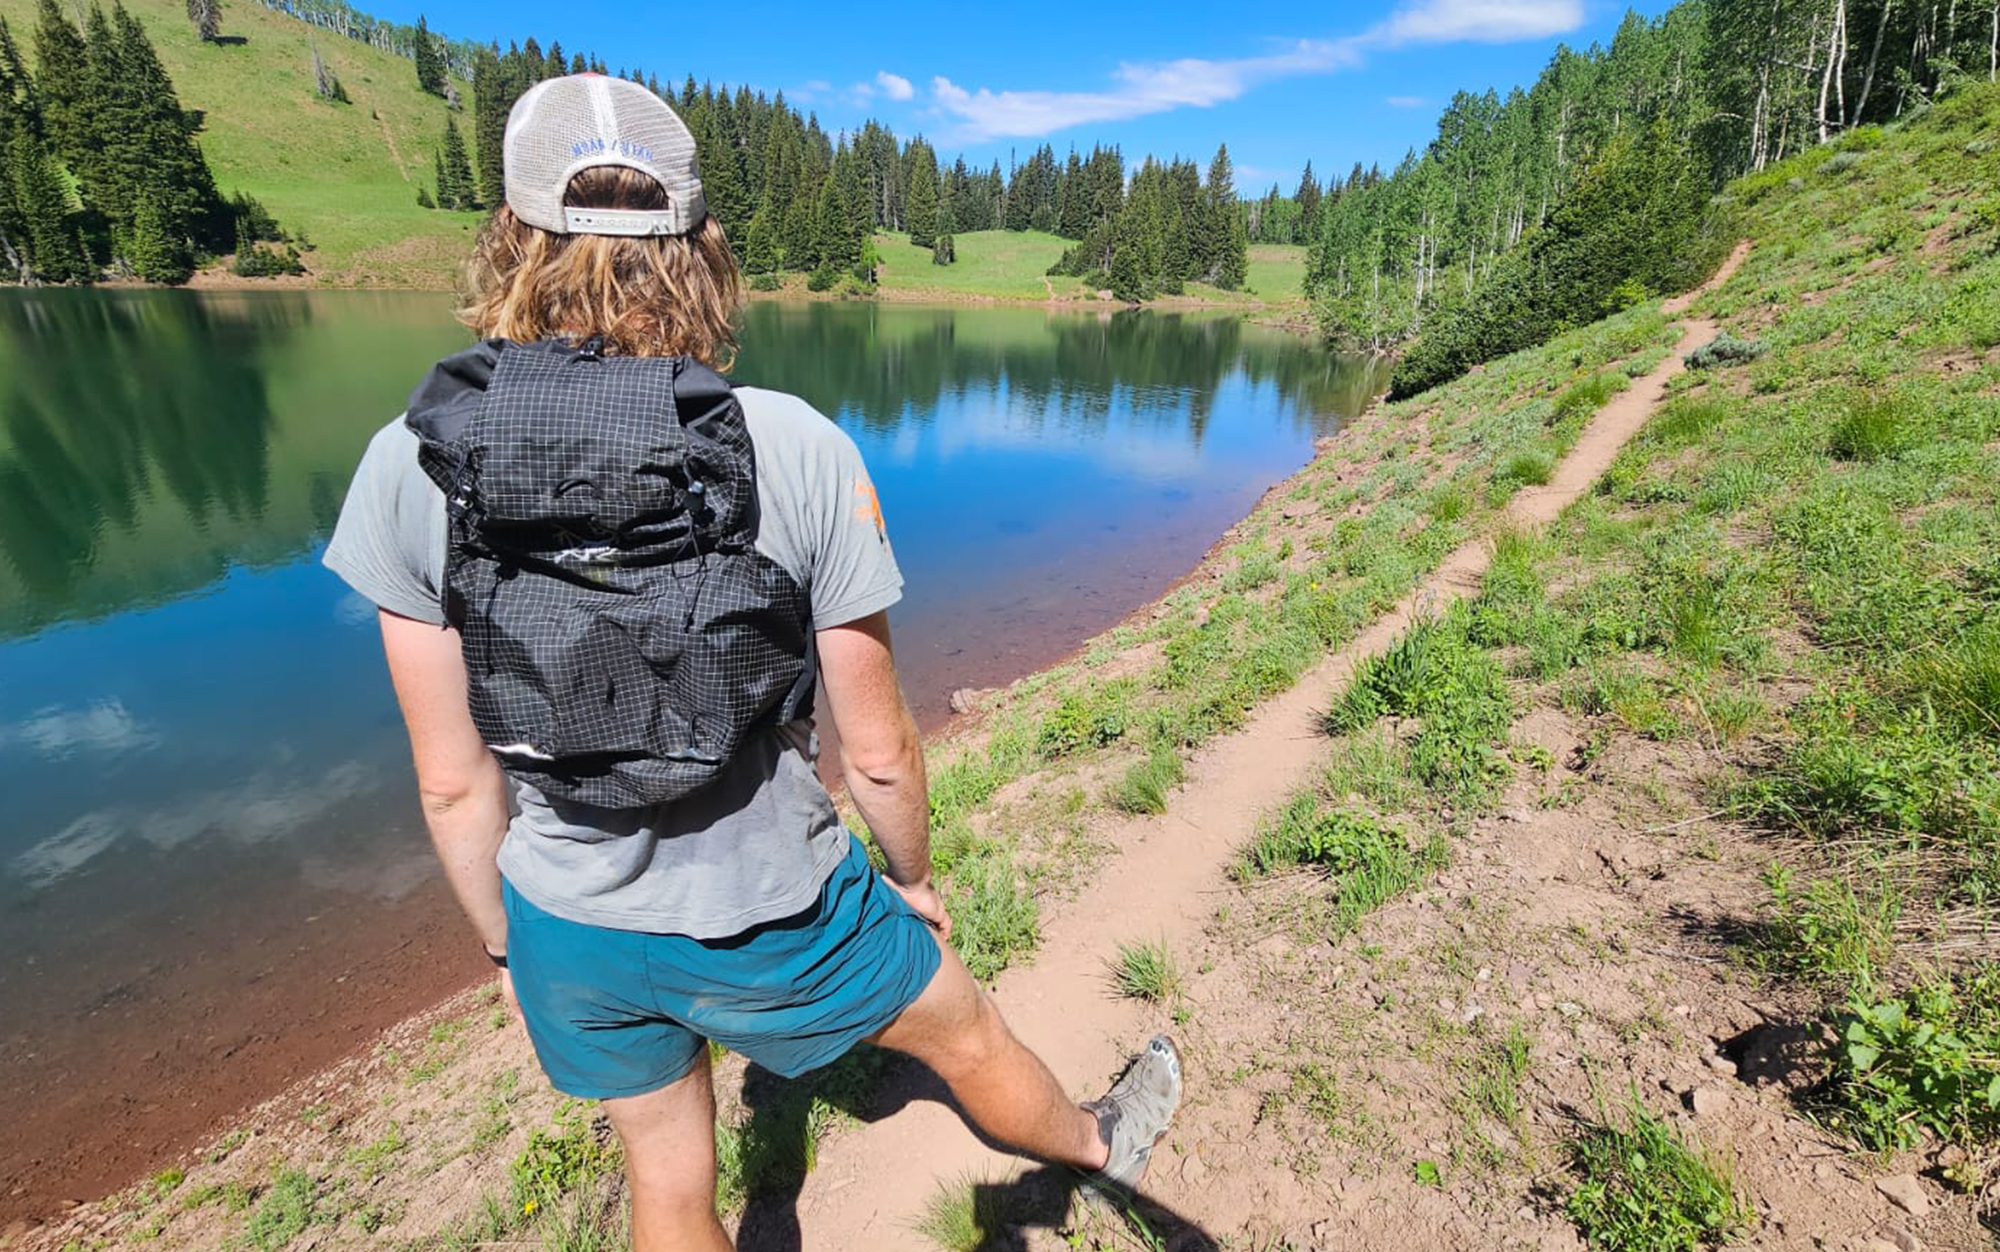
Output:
top-left (458, 165), bottom-right (741, 367)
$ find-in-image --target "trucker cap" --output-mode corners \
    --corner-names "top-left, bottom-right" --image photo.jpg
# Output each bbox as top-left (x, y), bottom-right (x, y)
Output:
top-left (503, 73), bottom-right (708, 237)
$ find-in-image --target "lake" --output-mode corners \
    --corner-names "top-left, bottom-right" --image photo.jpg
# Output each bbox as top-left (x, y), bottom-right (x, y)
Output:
top-left (0, 289), bottom-right (1384, 1216)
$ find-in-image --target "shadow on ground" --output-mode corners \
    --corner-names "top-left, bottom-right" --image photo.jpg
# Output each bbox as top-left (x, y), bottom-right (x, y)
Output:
top-left (732, 1046), bottom-right (1220, 1252)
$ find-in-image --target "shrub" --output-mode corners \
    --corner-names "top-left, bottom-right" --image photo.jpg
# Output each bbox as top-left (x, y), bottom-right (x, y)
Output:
top-left (1827, 965), bottom-right (2000, 1158)
top-left (806, 265), bottom-right (837, 292)
top-left (1684, 333), bottom-right (1767, 370)
top-left (748, 272), bottom-right (782, 292)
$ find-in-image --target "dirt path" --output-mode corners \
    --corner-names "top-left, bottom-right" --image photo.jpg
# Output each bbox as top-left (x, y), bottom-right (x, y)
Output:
top-left (779, 244), bottom-right (1754, 1249)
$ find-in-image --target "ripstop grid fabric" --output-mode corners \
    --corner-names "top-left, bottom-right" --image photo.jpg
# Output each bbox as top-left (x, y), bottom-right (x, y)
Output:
top-left (433, 343), bottom-right (812, 809)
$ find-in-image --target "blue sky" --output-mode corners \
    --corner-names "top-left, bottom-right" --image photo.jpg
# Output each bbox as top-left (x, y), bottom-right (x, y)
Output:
top-left (387, 0), bottom-right (1676, 189)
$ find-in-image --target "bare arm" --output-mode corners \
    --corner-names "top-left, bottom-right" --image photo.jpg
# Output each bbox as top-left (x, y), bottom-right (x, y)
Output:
top-left (379, 609), bottom-right (512, 960)
top-left (817, 611), bottom-right (948, 935)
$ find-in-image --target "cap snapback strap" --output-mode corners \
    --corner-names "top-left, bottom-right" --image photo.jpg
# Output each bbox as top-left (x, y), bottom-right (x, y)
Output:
top-left (561, 206), bottom-right (684, 236)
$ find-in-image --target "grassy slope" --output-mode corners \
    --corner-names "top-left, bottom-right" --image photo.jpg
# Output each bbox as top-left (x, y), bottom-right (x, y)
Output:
top-left (0, 0), bottom-right (482, 286)
top-left (0, 0), bottom-right (1311, 302)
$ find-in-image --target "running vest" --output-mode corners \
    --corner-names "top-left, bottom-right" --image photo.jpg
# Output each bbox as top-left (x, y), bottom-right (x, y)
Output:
top-left (404, 338), bottom-right (815, 809)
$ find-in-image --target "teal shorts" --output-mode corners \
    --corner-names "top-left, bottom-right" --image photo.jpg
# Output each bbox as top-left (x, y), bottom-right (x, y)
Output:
top-left (501, 835), bottom-right (942, 1098)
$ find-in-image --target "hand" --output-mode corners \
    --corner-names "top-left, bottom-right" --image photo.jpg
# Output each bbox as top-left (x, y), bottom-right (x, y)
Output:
top-left (885, 875), bottom-right (952, 940)
top-left (497, 966), bottom-right (522, 1024)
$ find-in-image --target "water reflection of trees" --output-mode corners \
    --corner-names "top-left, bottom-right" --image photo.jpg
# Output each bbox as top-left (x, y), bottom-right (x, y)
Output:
top-left (0, 292), bottom-right (297, 633)
top-left (738, 304), bottom-right (1384, 444)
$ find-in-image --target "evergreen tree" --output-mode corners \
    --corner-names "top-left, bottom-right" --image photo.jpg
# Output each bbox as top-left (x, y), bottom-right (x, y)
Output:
top-left (1057, 147), bottom-right (1085, 238)
top-left (1204, 143), bottom-right (1246, 288)
top-left (1294, 160), bottom-right (1321, 243)
top-left (471, 45), bottom-right (507, 206)
top-left (904, 137), bottom-right (938, 247)
top-left (32, 0), bottom-right (90, 173)
top-left (742, 205), bottom-right (777, 274)
top-left (8, 127), bottom-right (91, 283)
top-left (125, 187), bottom-right (190, 282)
top-left (435, 115), bottom-right (476, 209)
top-left (544, 41), bottom-right (565, 81)
top-left (412, 14), bottom-right (444, 96)
top-left (932, 230), bottom-right (953, 265)
top-left (185, 0), bottom-right (220, 42)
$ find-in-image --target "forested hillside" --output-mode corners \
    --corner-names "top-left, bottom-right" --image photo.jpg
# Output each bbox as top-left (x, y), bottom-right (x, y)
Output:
top-left (0, 0), bottom-right (1265, 292)
top-left (1306, 0), bottom-right (2000, 392)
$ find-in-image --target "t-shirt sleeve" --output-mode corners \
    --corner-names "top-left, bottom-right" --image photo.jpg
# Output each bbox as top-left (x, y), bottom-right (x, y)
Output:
top-left (322, 419), bottom-right (449, 626)
top-left (772, 397), bottom-right (904, 629)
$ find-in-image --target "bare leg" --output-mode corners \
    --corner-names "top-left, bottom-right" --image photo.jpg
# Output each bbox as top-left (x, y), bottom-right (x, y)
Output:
top-left (601, 1048), bottom-right (734, 1252)
top-left (870, 941), bottom-right (1109, 1171)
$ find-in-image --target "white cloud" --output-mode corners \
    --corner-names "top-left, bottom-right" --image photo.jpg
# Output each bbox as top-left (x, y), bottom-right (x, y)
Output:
top-left (1374, 0), bottom-right (1585, 44)
top-left (924, 3), bottom-right (1583, 142)
top-left (876, 70), bottom-right (915, 101)
top-left (1, 700), bottom-right (156, 758)
top-left (1385, 95), bottom-right (1428, 108)
top-left (932, 39), bottom-right (1357, 141)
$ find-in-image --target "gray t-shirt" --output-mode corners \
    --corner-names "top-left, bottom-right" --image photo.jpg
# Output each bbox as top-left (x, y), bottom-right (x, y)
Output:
top-left (324, 386), bottom-right (902, 938)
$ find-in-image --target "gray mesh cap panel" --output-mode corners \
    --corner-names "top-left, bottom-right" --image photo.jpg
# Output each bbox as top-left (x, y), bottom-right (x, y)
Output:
top-left (503, 74), bottom-right (708, 236)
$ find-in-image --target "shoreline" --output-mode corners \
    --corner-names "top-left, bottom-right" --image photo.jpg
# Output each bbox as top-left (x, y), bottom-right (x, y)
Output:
top-left (1, 383), bottom-right (1380, 1233)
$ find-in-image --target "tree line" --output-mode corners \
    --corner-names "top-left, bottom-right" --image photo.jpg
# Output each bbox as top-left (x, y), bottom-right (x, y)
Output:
top-left (0, 0), bottom-right (290, 286)
top-left (445, 40), bottom-right (1253, 294)
top-left (1304, 0), bottom-right (2000, 393)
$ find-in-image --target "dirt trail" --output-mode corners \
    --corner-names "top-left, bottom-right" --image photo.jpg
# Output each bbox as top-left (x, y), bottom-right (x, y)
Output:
top-left (783, 244), bottom-right (1754, 1249)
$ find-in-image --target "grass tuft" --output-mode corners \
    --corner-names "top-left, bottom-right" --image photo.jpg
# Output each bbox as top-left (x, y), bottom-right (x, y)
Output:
top-left (1565, 1095), bottom-right (1750, 1252)
top-left (1108, 742), bottom-right (1185, 815)
top-left (914, 1175), bottom-right (1007, 1252)
top-left (1110, 939), bottom-right (1182, 1002)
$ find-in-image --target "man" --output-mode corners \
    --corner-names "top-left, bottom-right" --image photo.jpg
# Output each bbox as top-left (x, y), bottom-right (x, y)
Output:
top-left (324, 73), bottom-right (1180, 1250)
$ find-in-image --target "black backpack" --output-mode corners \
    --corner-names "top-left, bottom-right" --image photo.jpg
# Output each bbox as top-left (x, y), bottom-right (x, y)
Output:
top-left (405, 338), bottom-right (814, 809)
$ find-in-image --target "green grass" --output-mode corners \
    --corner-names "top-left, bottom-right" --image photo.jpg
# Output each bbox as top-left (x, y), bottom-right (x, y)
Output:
top-left (1110, 939), bottom-right (1182, 1002)
top-left (0, 0), bottom-right (484, 286)
top-left (241, 1168), bottom-right (320, 1251)
top-left (1565, 1096), bottom-right (1750, 1252)
top-left (874, 230), bottom-right (1086, 301)
top-left (914, 1175), bottom-right (1007, 1252)
top-left (1108, 741), bottom-right (1185, 815)
top-left (1242, 244), bottom-right (1308, 301)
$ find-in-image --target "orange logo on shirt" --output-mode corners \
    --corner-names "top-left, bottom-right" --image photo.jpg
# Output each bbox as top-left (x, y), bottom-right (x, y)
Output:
top-left (853, 481), bottom-right (887, 543)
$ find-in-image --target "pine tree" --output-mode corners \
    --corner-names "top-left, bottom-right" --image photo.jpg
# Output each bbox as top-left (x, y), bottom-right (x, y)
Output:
top-left (8, 127), bottom-right (91, 283)
top-left (413, 15), bottom-right (444, 96)
top-left (904, 138), bottom-right (938, 247)
top-left (543, 41), bottom-right (565, 81)
top-left (125, 187), bottom-right (190, 283)
top-left (743, 205), bottom-right (778, 273)
top-left (435, 115), bottom-right (476, 210)
top-left (1295, 160), bottom-right (1322, 244)
top-left (931, 230), bottom-right (954, 265)
top-left (185, 0), bottom-right (220, 42)
top-left (33, 0), bottom-right (90, 171)
top-left (1204, 143), bottom-right (1247, 289)
top-left (471, 45), bottom-right (506, 206)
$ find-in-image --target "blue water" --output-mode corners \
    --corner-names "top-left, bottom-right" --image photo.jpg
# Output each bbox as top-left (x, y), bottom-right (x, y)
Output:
top-left (0, 289), bottom-right (1382, 1200)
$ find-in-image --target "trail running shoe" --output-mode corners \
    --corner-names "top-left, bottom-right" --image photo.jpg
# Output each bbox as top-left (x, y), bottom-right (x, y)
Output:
top-left (1082, 1034), bottom-right (1183, 1197)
